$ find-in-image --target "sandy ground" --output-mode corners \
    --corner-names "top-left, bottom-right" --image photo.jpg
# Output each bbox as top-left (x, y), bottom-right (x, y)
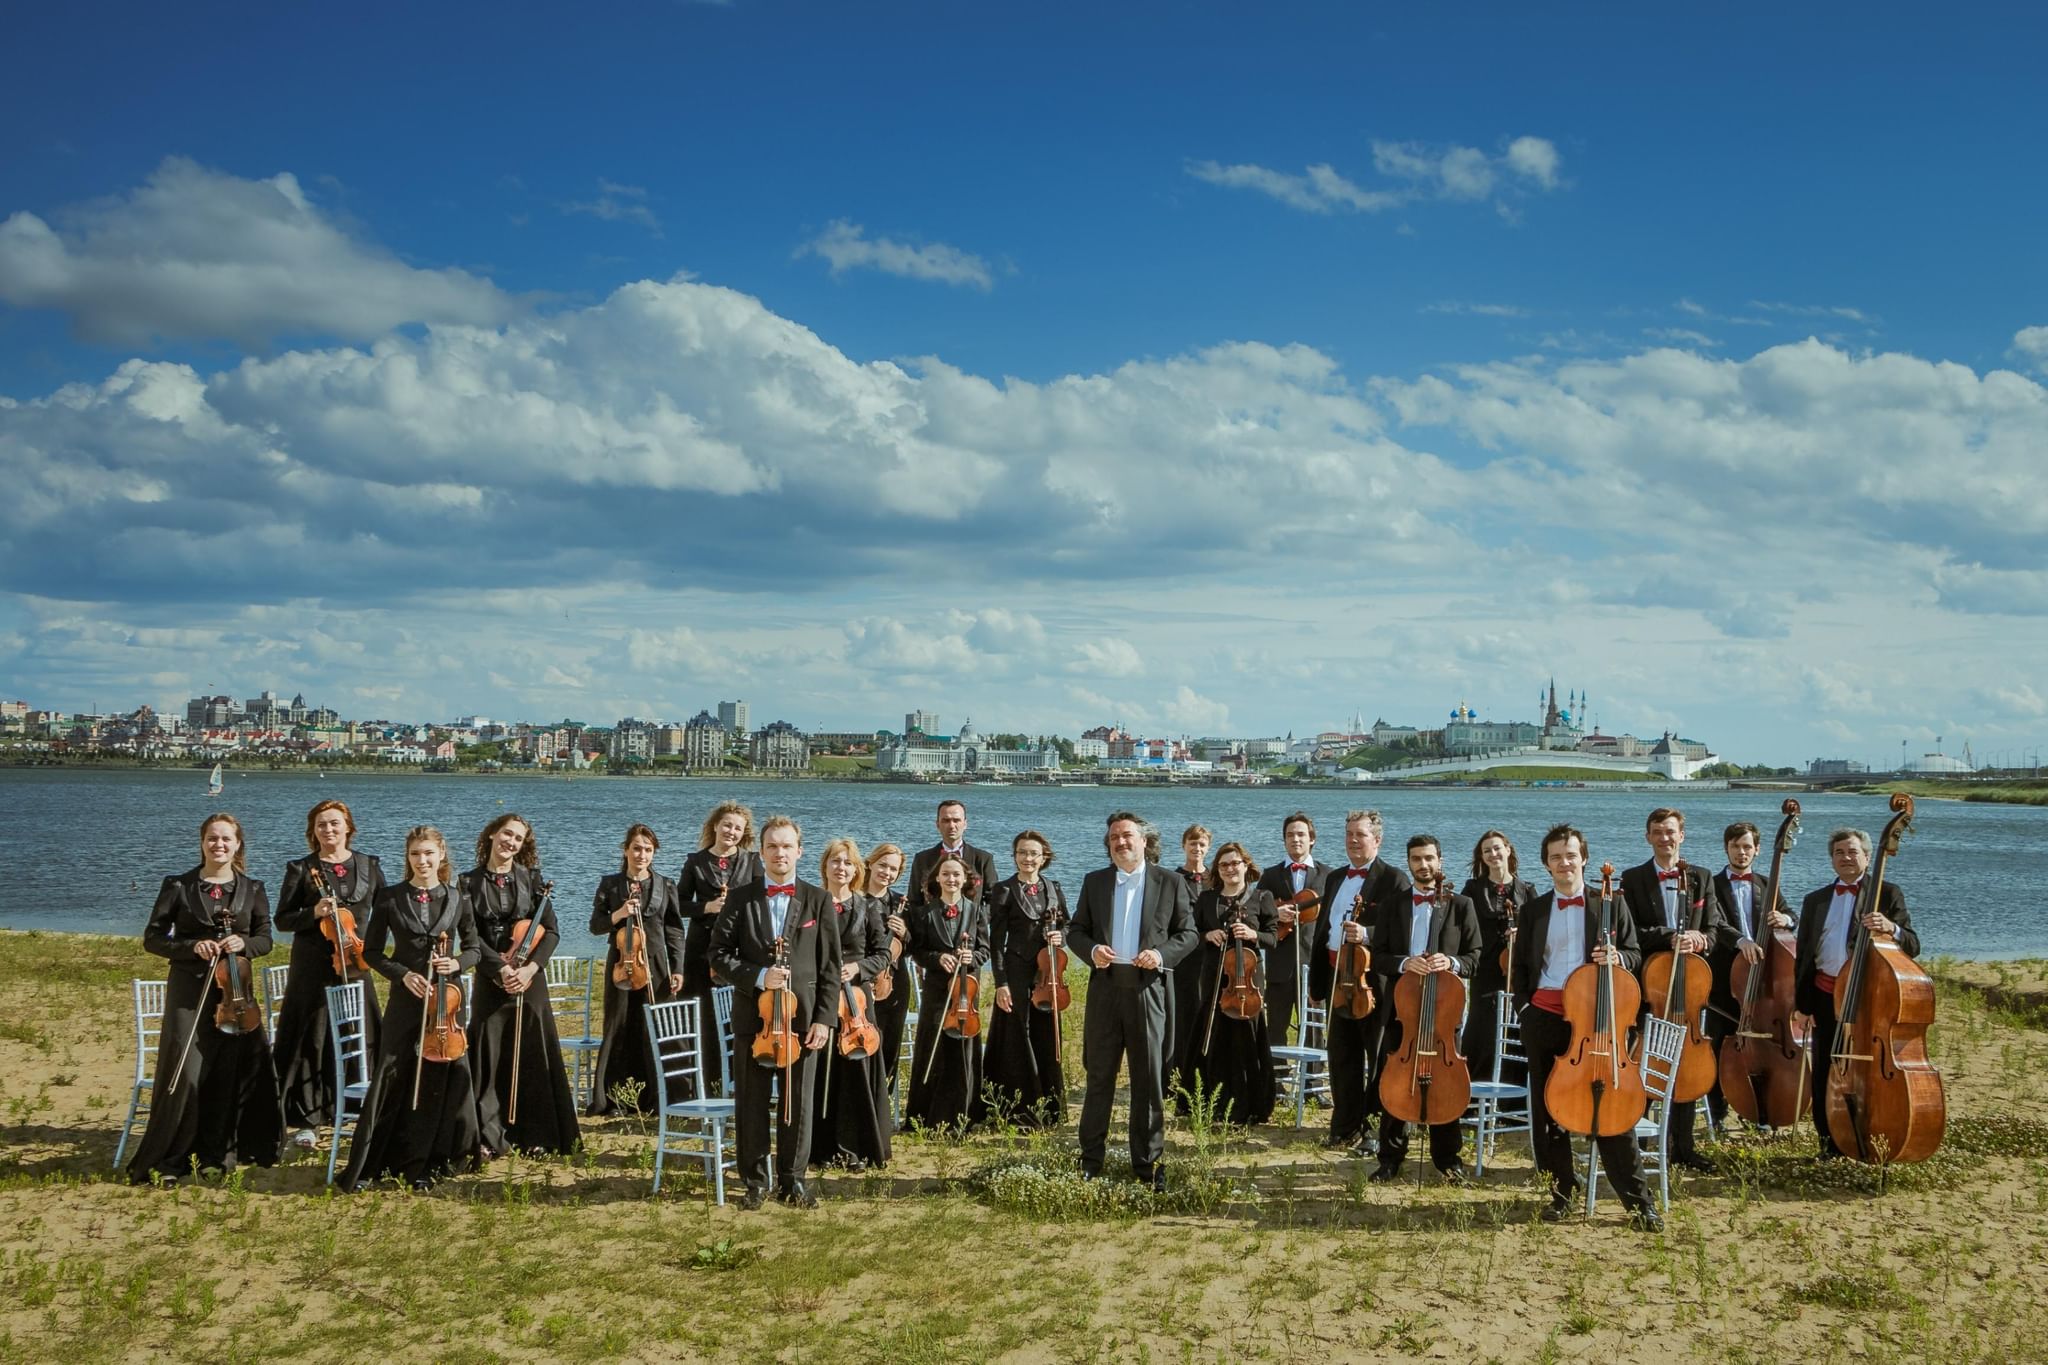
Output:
top-left (0, 933), bottom-right (2043, 1363)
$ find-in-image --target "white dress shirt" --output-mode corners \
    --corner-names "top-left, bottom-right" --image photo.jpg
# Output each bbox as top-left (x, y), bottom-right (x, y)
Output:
top-left (1325, 865), bottom-right (1372, 955)
top-left (1723, 868), bottom-right (1755, 940)
top-left (1818, 883), bottom-right (1859, 977)
top-left (1110, 866), bottom-right (1145, 961)
top-left (755, 885), bottom-right (793, 988)
top-left (1537, 893), bottom-right (1587, 991)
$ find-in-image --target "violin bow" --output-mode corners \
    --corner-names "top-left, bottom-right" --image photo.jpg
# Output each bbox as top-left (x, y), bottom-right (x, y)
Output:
top-left (166, 908), bottom-right (231, 1096)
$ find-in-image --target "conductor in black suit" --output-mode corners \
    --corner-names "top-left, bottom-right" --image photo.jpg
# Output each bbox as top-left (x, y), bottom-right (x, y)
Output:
top-left (710, 815), bottom-right (841, 1209)
top-left (1067, 810), bottom-right (1197, 1189)
top-left (907, 799), bottom-right (999, 909)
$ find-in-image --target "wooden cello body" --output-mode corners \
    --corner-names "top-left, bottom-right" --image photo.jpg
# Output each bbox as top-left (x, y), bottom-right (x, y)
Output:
top-left (1825, 793), bottom-right (1945, 1164)
top-left (1719, 799), bottom-right (1810, 1127)
top-left (1380, 963), bottom-right (1470, 1125)
top-left (1638, 863), bottom-right (1716, 1104)
top-left (1545, 865), bottom-right (1648, 1139)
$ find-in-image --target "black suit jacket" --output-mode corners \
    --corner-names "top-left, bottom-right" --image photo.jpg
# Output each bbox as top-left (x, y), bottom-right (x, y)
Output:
top-left (1067, 863), bottom-right (1197, 993)
top-left (1793, 881), bottom-right (1916, 1016)
top-left (460, 863), bottom-right (559, 972)
top-left (1709, 868), bottom-right (1788, 1007)
top-left (1369, 887), bottom-right (1483, 992)
top-left (908, 842), bottom-right (999, 908)
top-left (1458, 875), bottom-right (1536, 996)
top-left (1509, 884), bottom-right (1642, 1008)
top-left (1307, 859), bottom-right (1410, 1002)
top-left (143, 869), bottom-right (275, 970)
top-left (1256, 857), bottom-right (1329, 972)
top-left (1619, 859), bottom-right (1733, 959)
top-left (987, 876), bottom-right (1070, 990)
top-left (589, 871), bottom-right (686, 987)
top-left (361, 882), bottom-right (480, 983)
top-left (710, 879), bottom-right (841, 1035)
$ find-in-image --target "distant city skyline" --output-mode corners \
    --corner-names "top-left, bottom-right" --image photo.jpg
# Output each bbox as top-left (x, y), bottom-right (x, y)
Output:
top-left (3, 8), bottom-right (2045, 769)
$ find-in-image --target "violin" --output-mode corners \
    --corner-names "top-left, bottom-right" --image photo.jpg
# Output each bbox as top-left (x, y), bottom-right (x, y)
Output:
top-left (1545, 864), bottom-right (1648, 1138)
top-left (611, 878), bottom-right (653, 995)
top-left (874, 892), bottom-right (907, 1003)
top-left (211, 903), bottom-right (264, 1037)
top-left (1029, 889), bottom-right (1071, 1014)
top-left (938, 905), bottom-right (982, 1041)
top-left (1496, 882), bottom-right (1519, 979)
top-left (1720, 799), bottom-right (1810, 1128)
top-left (1825, 793), bottom-right (1945, 1163)
top-left (414, 930), bottom-right (468, 1108)
top-left (1329, 895), bottom-right (1375, 1022)
top-left (505, 877), bottom-right (553, 1126)
top-left (1638, 859), bottom-right (1717, 1104)
top-left (1379, 888), bottom-right (1470, 1126)
top-left (1272, 887), bottom-right (1322, 943)
top-left (751, 935), bottom-right (802, 1122)
top-left (1201, 893), bottom-right (1266, 1058)
top-left (837, 978), bottom-right (881, 1059)
top-left (308, 862), bottom-right (369, 979)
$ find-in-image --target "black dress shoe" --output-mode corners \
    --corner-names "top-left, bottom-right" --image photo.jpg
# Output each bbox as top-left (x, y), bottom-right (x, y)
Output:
top-left (739, 1185), bottom-right (768, 1211)
top-left (1143, 1168), bottom-right (1166, 1193)
top-left (1674, 1151), bottom-right (1716, 1175)
top-left (1438, 1164), bottom-right (1470, 1185)
top-left (1629, 1205), bottom-right (1665, 1234)
top-left (1321, 1132), bottom-right (1357, 1150)
top-left (1367, 1165), bottom-right (1401, 1183)
top-left (1539, 1190), bottom-right (1575, 1223)
top-left (1079, 1164), bottom-right (1101, 1181)
top-left (780, 1182), bottom-right (819, 1209)
top-left (1354, 1134), bottom-right (1380, 1158)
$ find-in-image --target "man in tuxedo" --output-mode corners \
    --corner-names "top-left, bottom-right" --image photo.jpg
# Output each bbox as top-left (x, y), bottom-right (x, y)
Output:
top-left (1706, 820), bottom-right (1796, 1129)
top-left (908, 800), bottom-right (998, 909)
top-left (1618, 806), bottom-right (1731, 1172)
top-left (1255, 812), bottom-right (1326, 1054)
top-left (1067, 810), bottom-right (1197, 1189)
top-left (1307, 810), bottom-right (1408, 1156)
top-left (709, 816), bottom-right (841, 1209)
top-left (1512, 824), bottom-right (1660, 1231)
top-left (1791, 828), bottom-right (1920, 1161)
top-left (1368, 834), bottom-right (1482, 1182)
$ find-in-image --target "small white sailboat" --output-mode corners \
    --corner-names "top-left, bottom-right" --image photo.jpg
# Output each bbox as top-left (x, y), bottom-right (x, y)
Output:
top-left (206, 762), bottom-right (224, 798)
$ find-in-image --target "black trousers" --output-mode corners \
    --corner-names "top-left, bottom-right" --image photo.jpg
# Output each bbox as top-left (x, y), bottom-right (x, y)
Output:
top-left (1522, 1006), bottom-right (1649, 1209)
top-left (1324, 1000), bottom-right (1384, 1143)
top-left (1807, 993), bottom-right (1845, 1157)
top-left (1078, 978), bottom-right (1167, 1177)
top-left (733, 1042), bottom-right (820, 1191)
top-left (1703, 995), bottom-right (1737, 1124)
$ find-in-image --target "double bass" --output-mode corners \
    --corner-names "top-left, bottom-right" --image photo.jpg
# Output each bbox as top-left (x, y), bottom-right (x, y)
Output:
top-left (1825, 793), bottom-right (1945, 1163)
top-left (1719, 799), bottom-right (1809, 1128)
top-left (1379, 884), bottom-right (1471, 1126)
top-left (1545, 865), bottom-right (1648, 1138)
top-left (1638, 860), bottom-right (1716, 1104)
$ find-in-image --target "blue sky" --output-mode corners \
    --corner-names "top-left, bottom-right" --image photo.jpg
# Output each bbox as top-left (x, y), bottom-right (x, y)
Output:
top-left (3, 2), bottom-right (2046, 767)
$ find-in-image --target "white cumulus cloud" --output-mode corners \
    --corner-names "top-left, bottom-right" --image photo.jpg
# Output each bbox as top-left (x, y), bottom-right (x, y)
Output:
top-left (797, 219), bottom-right (994, 290)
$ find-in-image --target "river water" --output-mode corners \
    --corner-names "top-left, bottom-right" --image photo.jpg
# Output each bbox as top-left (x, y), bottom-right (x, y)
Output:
top-left (2, 769), bottom-right (2041, 959)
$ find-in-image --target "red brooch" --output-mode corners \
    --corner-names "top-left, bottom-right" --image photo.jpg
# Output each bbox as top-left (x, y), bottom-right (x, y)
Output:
top-left (332, 863), bottom-right (347, 878)
top-left (414, 892), bottom-right (430, 905)
top-left (207, 885), bottom-right (222, 900)
top-left (718, 857), bottom-right (729, 871)
top-left (945, 907), bottom-right (960, 920)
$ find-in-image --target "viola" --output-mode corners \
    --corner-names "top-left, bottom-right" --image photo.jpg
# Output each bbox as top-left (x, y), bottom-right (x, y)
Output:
top-left (1329, 898), bottom-right (1375, 1022)
top-left (1379, 911), bottom-right (1471, 1127)
top-left (1545, 864), bottom-right (1648, 1138)
top-left (1720, 799), bottom-right (1810, 1128)
top-left (505, 877), bottom-right (553, 1127)
top-left (1638, 860), bottom-right (1717, 1104)
top-left (611, 878), bottom-right (653, 994)
top-left (751, 934), bottom-right (803, 1122)
top-left (308, 862), bottom-right (369, 979)
top-left (414, 930), bottom-right (468, 1108)
top-left (837, 979), bottom-right (881, 1059)
top-left (210, 904), bottom-right (264, 1037)
top-left (1825, 793), bottom-right (1945, 1163)
top-left (1273, 887), bottom-right (1322, 942)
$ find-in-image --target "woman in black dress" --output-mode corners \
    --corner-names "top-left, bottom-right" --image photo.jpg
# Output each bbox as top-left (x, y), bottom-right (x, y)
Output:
top-left (675, 800), bottom-right (760, 1083)
top-left (273, 799), bottom-right (385, 1150)
top-left (1166, 823), bottom-right (1211, 1109)
top-left (978, 829), bottom-right (1069, 1128)
top-left (1459, 829), bottom-right (1535, 1085)
top-left (461, 813), bottom-right (579, 1158)
top-left (127, 813), bottom-right (283, 1184)
top-left (811, 837), bottom-right (892, 1171)
top-left (341, 826), bottom-right (481, 1191)
top-left (901, 853), bottom-right (986, 1134)
top-left (862, 842), bottom-right (910, 1114)
top-left (1178, 841), bottom-right (1279, 1128)
top-left (588, 822), bottom-right (686, 1116)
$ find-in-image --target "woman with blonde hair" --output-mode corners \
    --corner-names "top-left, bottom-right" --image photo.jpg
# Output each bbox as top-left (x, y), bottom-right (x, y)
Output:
top-left (676, 800), bottom-right (760, 1085)
top-left (812, 837), bottom-right (892, 1170)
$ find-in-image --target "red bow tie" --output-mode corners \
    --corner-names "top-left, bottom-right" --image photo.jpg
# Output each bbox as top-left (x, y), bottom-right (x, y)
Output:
top-left (766, 883), bottom-right (795, 896)
top-left (1290, 862), bottom-right (1310, 873)
top-left (1344, 867), bottom-right (1368, 879)
top-left (1413, 892), bottom-right (1438, 904)
top-left (1556, 895), bottom-right (1585, 909)
top-left (1835, 881), bottom-right (1862, 896)
top-left (1657, 868), bottom-right (1682, 882)
top-left (1728, 871), bottom-right (1752, 882)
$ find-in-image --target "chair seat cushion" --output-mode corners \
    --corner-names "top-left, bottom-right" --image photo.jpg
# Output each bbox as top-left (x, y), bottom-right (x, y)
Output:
top-left (665, 1099), bottom-right (737, 1120)
top-left (1468, 1081), bottom-right (1529, 1099)
top-left (1272, 1046), bottom-right (1327, 1062)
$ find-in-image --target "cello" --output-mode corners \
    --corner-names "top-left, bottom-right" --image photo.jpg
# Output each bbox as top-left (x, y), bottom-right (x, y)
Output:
top-left (1546, 865), bottom-right (1648, 1138)
top-left (1825, 793), bottom-right (1945, 1164)
top-left (1638, 859), bottom-right (1716, 1104)
top-left (1719, 800), bottom-right (1809, 1128)
top-left (1379, 884), bottom-right (1471, 1127)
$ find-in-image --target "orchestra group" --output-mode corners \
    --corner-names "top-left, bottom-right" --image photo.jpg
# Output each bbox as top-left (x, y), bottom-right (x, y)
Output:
top-left (130, 792), bottom-right (1940, 1229)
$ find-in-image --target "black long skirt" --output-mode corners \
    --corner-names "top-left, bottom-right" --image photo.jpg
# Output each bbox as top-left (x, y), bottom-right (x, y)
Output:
top-left (587, 973), bottom-right (667, 1116)
top-left (812, 1038), bottom-right (892, 1169)
top-left (976, 997), bottom-right (1067, 1128)
top-left (127, 968), bottom-right (283, 1183)
top-left (273, 941), bottom-right (382, 1129)
top-left (903, 974), bottom-right (980, 1132)
top-left (872, 977), bottom-right (912, 1119)
top-left (471, 975), bottom-right (580, 1157)
top-left (1178, 1005), bottom-right (1277, 1128)
top-left (340, 989), bottom-right (480, 1189)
